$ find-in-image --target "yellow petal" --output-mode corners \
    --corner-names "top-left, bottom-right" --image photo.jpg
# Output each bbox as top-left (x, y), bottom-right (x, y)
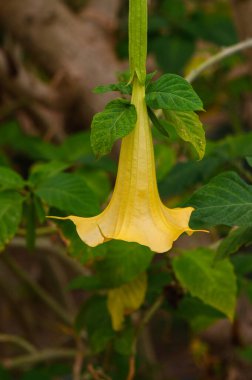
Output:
top-left (52, 78), bottom-right (202, 253)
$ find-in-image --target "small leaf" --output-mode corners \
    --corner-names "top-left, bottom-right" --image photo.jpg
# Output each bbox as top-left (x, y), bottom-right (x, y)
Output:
top-left (188, 172), bottom-right (252, 229)
top-left (145, 74), bottom-right (203, 111)
top-left (0, 191), bottom-right (23, 250)
top-left (172, 248), bottom-right (237, 320)
top-left (108, 272), bottom-right (147, 331)
top-left (91, 99), bottom-right (137, 157)
top-left (93, 83), bottom-right (132, 95)
top-left (216, 227), bottom-right (252, 261)
top-left (0, 166), bottom-right (25, 190)
top-left (163, 110), bottom-right (206, 160)
top-left (35, 173), bottom-right (99, 216)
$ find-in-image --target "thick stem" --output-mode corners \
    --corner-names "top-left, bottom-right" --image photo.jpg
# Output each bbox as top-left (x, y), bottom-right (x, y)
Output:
top-left (129, 0), bottom-right (147, 83)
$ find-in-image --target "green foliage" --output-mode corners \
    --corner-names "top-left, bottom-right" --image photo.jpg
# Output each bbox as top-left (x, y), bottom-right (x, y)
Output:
top-left (0, 166), bottom-right (25, 190)
top-left (177, 296), bottom-right (225, 332)
top-left (172, 248), bottom-right (237, 320)
top-left (91, 99), bottom-right (137, 157)
top-left (95, 241), bottom-right (154, 288)
top-left (75, 296), bottom-right (115, 353)
top-left (163, 110), bottom-right (205, 159)
top-left (188, 172), bottom-right (252, 229)
top-left (0, 192), bottom-right (23, 251)
top-left (94, 82), bottom-right (132, 95)
top-left (145, 74), bottom-right (203, 111)
top-left (216, 227), bottom-right (252, 261)
top-left (35, 173), bottom-right (99, 216)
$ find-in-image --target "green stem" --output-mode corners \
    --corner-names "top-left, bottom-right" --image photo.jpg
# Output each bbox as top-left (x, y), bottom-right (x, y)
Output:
top-left (129, 0), bottom-right (147, 84)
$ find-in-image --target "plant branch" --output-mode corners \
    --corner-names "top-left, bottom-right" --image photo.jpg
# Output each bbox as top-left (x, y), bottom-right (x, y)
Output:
top-left (3, 348), bottom-right (77, 369)
top-left (2, 253), bottom-right (73, 326)
top-left (186, 38), bottom-right (252, 83)
top-left (10, 236), bottom-right (89, 276)
top-left (0, 334), bottom-right (37, 354)
top-left (127, 294), bottom-right (164, 380)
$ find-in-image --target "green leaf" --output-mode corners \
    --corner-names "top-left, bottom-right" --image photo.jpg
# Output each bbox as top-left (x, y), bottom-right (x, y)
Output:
top-left (35, 173), bottom-right (99, 216)
top-left (216, 227), bottom-right (252, 261)
top-left (232, 254), bottom-right (252, 277)
top-left (172, 248), bottom-right (237, 320)
top-left (90, 99), bottom-right (137, 157)
top-left (154, 143), bottom-right (175, 181)
top-left (68, 275), bottom-right (103, 291)
top-left (188, 172), bottom-right (252, 229)
top-left (0, 191), bottom-right (23, 250)
top-left (58, 132), bottom-right (92, 162)
top-left (56, 218), bottom-right (106, 264)
top-left (29, 161), bottom-right (70, 186)
top-left (95, 241), bottom-right (154, 288)
top-left (246, 157), bottom-right (252, 167)
top-left (163, 110), bottom-right (206, 160)
top-left (129, 0), bottom-right (147, 83)
top-left (114, 326), bottom-right (135, 356)
top-left (0, 167), bottom-right (25, 190)
top-left (145, 74), bottom-right (203, 111)
top-left (93, 83), bottom-right (132, 95)
top-left (0, 366), bottom-right (12, 380)
top-left (159, 157), bottom-right (221, 198)
top-left (75, 296), bottom-right (115, 353)
top-left (177, 296), bottom-right (225, 332)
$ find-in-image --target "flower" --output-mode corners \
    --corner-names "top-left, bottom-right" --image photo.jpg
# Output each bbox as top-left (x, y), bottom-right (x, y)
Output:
top-left (56, 78), bottom-right (196, 253)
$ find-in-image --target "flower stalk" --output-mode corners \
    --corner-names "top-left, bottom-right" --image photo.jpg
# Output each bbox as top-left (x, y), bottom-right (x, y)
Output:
top-left (51, 0), bottom-right (198, 253)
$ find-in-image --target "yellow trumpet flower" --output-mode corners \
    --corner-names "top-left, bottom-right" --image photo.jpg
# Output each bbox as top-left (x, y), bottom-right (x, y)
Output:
top-left (58, 78), bottom-right (195, 253)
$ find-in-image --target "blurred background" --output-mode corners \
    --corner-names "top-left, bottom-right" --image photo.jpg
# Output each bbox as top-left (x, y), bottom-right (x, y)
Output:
top-left (1, 0), bottom-right (252, 379)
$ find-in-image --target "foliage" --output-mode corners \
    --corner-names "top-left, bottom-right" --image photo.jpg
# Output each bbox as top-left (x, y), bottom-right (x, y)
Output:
top-left (1, 1), bottom-right (252, 380)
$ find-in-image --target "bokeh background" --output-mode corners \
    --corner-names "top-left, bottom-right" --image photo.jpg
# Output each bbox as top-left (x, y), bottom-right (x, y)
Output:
top-left (0, 1), bottom-right (252, 379)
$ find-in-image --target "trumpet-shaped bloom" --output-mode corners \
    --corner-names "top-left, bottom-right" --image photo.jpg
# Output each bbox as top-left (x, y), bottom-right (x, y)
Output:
top-left (57, 79), bottom-right (196, 253)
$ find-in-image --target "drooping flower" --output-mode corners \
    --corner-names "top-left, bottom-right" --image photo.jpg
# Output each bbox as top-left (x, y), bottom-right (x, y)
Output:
top-left (56, 78), bottom-right (196, 253)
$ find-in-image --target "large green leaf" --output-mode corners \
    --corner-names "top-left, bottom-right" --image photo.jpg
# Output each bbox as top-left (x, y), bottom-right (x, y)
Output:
top-left (216, 227), bottom-right (252, 261)
top-left (172, 248), bottom-right (237, 320)
top-left (91, 99), bottom-right (137, 157)
top-left (0, 166), bottom-right (25, 190)
top-left (95, 241), bottom-right (154, 288)
top-left (177, 296), bottom-right (225, 332)
top-left (164, 110), bottom-right (205, 159)
top-left (35, 173), bottom-right (99, 216)
top-left (29, 161), bottom-right (70, 186)
top-left (145, 74), bottom-right (203, 111)
top-left (188, 172), bottom-right (252, 228)
top-left (0, 191), bottom-right (23, 250)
